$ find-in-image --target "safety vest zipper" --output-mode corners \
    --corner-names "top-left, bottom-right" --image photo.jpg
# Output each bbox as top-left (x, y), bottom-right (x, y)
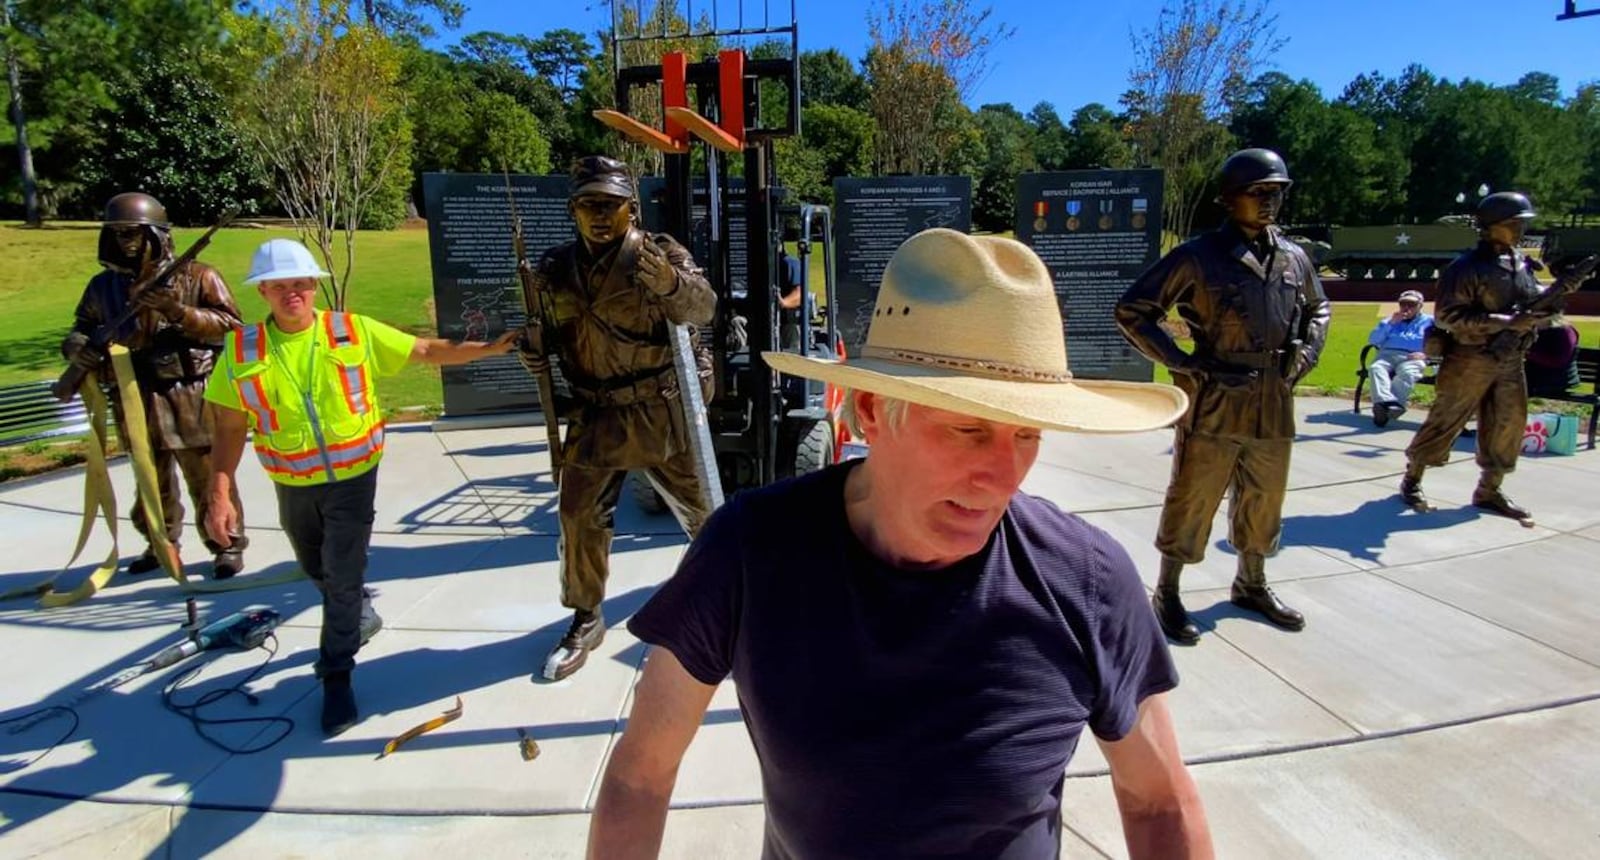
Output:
top-left (301, 390), bottom-right (337, 482)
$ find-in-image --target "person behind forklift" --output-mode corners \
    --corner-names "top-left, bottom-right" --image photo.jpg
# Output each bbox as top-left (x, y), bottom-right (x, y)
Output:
top-left (514, 155), bottom-right (719, 682)
top-left (777, 242), bottom-right (804, 351)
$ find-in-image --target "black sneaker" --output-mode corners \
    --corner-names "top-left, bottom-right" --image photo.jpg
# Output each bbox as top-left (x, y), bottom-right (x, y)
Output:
top-left (321, 671), bottom-right (358, 736)
top-left (359, 587), bottom-right (383, 644)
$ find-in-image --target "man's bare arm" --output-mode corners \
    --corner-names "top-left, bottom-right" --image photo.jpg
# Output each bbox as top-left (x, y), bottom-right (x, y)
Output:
top-left (204, 403), bottom-right (250, 547)
top-left (1096, 693), bottom-right (1214, 859)
top-left (588, 647), bottom-right (718, 860)
top-left (409, 331), bottom-right (518, 366)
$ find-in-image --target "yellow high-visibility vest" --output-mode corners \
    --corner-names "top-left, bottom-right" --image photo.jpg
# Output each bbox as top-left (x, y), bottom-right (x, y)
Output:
top-left (227, 311), bottom-right (385, 486)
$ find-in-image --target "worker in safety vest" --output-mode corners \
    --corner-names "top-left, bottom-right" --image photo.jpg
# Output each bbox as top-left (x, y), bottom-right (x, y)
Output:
top-left (202, 238), bottom-right (516, 736)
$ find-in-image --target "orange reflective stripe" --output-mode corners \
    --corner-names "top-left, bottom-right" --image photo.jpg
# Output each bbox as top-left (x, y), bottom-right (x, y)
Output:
top-left (254, 424), bottom-right (384, 478)
top-left (235, 323), bottom-right (268, 363)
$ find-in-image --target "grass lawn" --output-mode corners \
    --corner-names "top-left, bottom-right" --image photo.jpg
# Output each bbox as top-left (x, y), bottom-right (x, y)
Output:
top-left (2, 221), bottom-right (446, 411)
top-left (5, 221), bottom-right (1596, 441)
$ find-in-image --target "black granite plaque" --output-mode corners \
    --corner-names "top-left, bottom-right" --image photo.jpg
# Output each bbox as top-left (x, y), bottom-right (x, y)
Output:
top-left (832, 176), bottom-right (972, 353)
top-left (422, 172), bottom-right (573, 417)
top-left (1015, 170), bottom-right (1164, 382)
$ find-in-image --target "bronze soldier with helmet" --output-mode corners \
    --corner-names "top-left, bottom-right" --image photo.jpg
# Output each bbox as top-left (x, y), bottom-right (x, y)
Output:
top-left (60, 193), bottom-right (248, 578)
top-left (1115, 148), bottom-right (1331, 644)
top-left (1400, 191), bottom-right (1598, 520)
top-left (516, 156), bottom-right (718, 681)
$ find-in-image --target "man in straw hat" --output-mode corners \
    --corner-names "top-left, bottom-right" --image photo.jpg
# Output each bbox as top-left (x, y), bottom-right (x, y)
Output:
top-left (1116, 147), bottom-right (1330, 645)
top-left (588, 228), bottom-right (1212, 858)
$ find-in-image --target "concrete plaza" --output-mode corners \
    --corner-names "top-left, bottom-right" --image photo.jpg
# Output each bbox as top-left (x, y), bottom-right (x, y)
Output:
top-left (2, 397), bottom-right (1598, 858)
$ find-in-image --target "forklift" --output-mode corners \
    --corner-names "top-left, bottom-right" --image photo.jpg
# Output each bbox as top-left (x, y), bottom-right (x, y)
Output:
top-left (595, 1), bottom-right (842, 512)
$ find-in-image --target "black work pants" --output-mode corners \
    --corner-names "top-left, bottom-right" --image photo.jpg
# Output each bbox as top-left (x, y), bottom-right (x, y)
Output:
top-left (276, 468), bottom-right (378, 676)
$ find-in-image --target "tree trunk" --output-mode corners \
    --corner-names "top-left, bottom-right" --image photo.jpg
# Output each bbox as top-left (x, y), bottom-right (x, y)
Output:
top-left (2, 3), bottom-right (40, 226)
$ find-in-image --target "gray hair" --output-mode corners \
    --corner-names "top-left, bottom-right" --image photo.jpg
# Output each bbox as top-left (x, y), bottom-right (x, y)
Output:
top-left (839, 389), bottom-right (909, 438)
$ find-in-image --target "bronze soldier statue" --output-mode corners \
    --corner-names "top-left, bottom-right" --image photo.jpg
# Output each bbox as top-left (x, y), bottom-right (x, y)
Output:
top-left (517, 156), bottom-right (718, 680)
top-left (60, 193), bottom-right (248, 578)
top-left (1400, 192), bottom-right (1597, 521)
top-left (1115, 148), bottom-right (1331, 644)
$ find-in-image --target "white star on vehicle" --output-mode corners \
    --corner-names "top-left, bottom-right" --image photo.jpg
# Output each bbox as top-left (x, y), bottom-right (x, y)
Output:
top-left (1395, 232), bottom-right (1412, 245)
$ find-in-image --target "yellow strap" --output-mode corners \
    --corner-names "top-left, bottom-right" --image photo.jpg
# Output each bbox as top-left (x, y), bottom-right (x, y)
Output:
top-left (113, 345), bottom-right (186, 585)
top-left (6, 346), bottom-right (304, 607)
top-left (0, 370), bottom-right (120, 603)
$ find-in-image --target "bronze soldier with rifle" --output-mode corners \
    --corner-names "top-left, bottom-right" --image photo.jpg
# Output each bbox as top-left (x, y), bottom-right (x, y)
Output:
top-left (60, 193), bottom-right (248, 579)
top-left (1400, 191), bottom-right (1598, 521)
top-left (514, 156), bottom-right (718, 681)
top-left (1116, 148), bottom-right (1331, 645)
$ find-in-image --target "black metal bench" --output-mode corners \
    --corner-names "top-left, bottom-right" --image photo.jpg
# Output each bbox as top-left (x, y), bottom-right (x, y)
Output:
top-left (1353, 344), bottom-right (1599, 450)
top-left (1352, 344), bottom-right (1439, 414)
top-left (1546, 346), bottom-right (1600, 450)
top-left (0, 381), bottom-right (89, 448)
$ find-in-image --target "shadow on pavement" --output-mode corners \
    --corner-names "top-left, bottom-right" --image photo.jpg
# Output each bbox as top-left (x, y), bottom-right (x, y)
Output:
top-left (1280, 497), bottom-right (1482, 563)
top-left (0, 581), bottom-right (669, 857)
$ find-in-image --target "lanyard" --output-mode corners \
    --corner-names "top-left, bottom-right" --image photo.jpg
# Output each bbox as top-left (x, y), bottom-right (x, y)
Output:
top-left (268, 316), bottom-right (337, 481)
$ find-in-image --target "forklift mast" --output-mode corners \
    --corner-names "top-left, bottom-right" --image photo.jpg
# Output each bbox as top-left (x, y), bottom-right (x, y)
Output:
top-left (603, 0), bottom-right (804, 490)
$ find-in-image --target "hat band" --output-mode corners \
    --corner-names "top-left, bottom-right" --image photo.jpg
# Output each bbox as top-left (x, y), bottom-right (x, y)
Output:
top-left (861, 346), bottom-right (1073, 383)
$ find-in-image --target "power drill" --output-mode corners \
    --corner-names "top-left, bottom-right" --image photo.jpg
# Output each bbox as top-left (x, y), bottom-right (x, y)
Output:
top-left (148, 606), bottom-right (282, 670)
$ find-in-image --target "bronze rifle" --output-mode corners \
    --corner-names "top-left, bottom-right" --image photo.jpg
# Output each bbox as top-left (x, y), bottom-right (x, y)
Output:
top-left (53, 211), bottom-right (236, 402)
top-left (504, 177), bottom-right (565, 482)
top-left (1486, 254), bottom-right (1598, 359)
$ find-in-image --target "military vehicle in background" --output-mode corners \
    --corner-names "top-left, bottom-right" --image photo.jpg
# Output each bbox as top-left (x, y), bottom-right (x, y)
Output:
top-left (1314, 222), bottom-right (1477, 280)
top-left (1542, 223), bottom-right (1600, 290)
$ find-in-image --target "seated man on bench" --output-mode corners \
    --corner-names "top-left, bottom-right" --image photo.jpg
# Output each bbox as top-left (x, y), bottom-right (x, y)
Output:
top-left (1365, 289), bottom-right (1433, 426)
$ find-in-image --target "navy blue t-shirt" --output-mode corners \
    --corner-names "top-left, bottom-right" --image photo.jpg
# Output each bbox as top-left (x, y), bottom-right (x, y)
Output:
top-left (629, 462), bottom-right (1178, 859)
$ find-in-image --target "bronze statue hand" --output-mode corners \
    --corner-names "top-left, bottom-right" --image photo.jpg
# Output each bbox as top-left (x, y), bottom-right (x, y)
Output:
top-left (517, 325), bottom-right (550, 374)
top-left (1509, 311), bottom-right (1550, 332)
top-left (634, 239), bottom-right (678, 296)
top-left (68, 340), bottom-right (107, 371)
top-left (133, 283), bottom-right (183, 320)
top-left (1557, 254), bottom-right (1599, 291)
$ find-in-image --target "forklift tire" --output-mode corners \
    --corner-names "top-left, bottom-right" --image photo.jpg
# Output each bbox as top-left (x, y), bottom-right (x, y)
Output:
top-left (789, 418), bottom-right (833, 479)
top-left (628, 471), bottom-right (668, 516)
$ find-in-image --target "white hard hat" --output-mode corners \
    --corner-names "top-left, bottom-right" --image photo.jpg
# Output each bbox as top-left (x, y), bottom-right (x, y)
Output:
top-left (245, 238), bottom-right (331, 284)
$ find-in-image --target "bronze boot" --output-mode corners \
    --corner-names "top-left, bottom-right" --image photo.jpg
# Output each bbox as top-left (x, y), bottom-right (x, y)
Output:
top-left (1399, 464), bottom-right (1431, 512)
top-left (1230, 552), bottom-right (1304, 631)
top-left (1472, 473), bottom-right (1530, 521)
top-left (542, 609), bottom-right (607, 681)
top-left (1152, 558), bottom-right (1200, 645)
top-left (127, 548), bottom-right (163, 574)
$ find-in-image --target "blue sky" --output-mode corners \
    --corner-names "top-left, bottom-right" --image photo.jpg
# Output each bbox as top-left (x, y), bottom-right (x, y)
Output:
top-left (442, 1), bottom-right (1600, 111)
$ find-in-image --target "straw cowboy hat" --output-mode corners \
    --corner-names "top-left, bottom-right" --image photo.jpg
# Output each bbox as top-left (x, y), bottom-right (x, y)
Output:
top-left (763, 228), bottom-right (1188, 433)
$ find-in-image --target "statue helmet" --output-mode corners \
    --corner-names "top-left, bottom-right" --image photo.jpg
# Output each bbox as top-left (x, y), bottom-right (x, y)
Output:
top-left (569, 156), bottom-right (635, 200)
top-left (1218, 148), bottom-right (1293, 196)
top-left (1475, 191), bottom-right (1537, 229)
top-left (101, 192), bottom-right (170, 228)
